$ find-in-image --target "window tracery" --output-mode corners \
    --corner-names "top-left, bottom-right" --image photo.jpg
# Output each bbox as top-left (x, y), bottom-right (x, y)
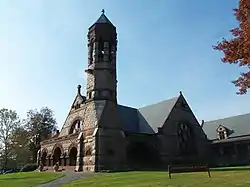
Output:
top-left (69, 120), bottom-right (83, 134)
top-left (177, 122), bottom-right (197, 155)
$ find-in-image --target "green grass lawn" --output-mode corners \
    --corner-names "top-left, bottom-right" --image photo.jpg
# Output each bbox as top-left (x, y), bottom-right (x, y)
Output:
top-left (0, 172), bottom-right (64, 187)
top-left (61, 170), bottom-right (250, 187)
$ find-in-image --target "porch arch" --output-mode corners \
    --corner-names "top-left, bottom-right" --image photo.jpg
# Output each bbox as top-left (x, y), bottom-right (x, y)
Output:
top-left (52, 143), bottom-right (64, 166)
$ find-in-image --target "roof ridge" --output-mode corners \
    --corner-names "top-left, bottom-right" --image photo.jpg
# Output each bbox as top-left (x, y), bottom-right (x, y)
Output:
top-left (117, 104), bottom-right (137, 110)
top-left (205, 112), bottom-right (250, 123)
top-left (138, 96), bottom-right (179, 109)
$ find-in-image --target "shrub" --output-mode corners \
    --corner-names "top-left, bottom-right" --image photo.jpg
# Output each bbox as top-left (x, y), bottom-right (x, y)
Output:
top-left (20, 163), bottom-right (38, 172)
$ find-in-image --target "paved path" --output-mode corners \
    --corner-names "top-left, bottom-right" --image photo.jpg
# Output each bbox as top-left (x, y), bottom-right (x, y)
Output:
top-left (36, 172), bottom-right (95, 187)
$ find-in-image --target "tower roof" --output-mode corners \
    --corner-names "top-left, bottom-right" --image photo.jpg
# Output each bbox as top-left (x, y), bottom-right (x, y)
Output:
top-left (90, 10), bottom-right (114, 28)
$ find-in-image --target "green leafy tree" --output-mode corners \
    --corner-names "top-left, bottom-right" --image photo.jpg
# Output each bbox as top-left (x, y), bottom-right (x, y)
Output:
top-left (0, 108), bottom-right (21, 169)
top-left (24, 107), bottom-right (57, 162)
top-left (9, 127), bottom-right (33, 168)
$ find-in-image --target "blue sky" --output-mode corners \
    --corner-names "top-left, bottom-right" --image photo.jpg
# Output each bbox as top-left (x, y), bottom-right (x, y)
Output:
top-left (0, 0), bottom-right (249, 129)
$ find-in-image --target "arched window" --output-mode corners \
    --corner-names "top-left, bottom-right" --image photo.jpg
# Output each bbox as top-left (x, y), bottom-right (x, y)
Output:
top-left (217, 126), bottom-right (227, 140)
top-left (69, 120), bottom-right (83, 134)
top-left (177, 122), bottom-right (197, 156)
top-left (85, 146), bottom-right (92, 156)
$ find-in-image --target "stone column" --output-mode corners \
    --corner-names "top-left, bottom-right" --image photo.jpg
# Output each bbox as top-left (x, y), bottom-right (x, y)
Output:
top-left (60, 155), bottom-right (65, 167)
top-left (37, 149), bottom-right (41, 166)
top-left (75, 132), bottom-right (84, 172)
top-left (50, 155), bottom-right (54, 166)
top-left (46, 156), bottom-right (50, 166)
top-left (65, 155), bottom-right (70, 166)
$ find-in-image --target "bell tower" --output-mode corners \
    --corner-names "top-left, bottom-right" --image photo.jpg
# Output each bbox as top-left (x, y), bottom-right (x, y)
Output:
top-left (80, 10), bottom-right (126, 172)
top-left (85, 9), bottom-right (117, 103)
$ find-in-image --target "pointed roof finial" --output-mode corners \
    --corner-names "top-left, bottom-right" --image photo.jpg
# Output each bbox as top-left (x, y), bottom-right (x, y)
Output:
top-left (89, 10), bottom-right (114, 28)
top-left (77, 85), bottom-right (81, 95)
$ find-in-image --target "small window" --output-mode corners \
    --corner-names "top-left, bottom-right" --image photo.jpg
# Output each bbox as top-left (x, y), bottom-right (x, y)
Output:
top-left (85, 147), bottom-right (92, 156)
top-left (88, 92), bottom-right (92, 99)
top-left (219, 131), bottom-right (225, 140)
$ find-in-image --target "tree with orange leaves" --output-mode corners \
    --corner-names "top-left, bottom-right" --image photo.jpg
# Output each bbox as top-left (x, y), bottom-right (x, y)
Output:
top-left (213, 0), bottom-right (250, 94)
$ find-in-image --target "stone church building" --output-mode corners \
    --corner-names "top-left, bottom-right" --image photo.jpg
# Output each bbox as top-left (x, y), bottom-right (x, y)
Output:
top-left (38, 12), bottom-right (209, 172)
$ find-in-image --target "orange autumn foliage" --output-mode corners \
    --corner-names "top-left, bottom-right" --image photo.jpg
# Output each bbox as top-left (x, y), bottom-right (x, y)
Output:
top-left (213, 0), bottom-right (250, 94)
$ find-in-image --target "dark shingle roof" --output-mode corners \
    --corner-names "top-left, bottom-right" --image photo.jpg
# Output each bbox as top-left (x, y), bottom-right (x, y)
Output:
top-left (138, 97), bottom-right (179, 134)
top-left (202, 113), bottom-right (250, 140)
top-left (89, 12), bottom-right (114, 30)
top-left (118, 96), bottom-right (180, 134)
top-left (95, 13), bottom-right (113, 25)
top-left (117, 105), bottom-right (139, 133)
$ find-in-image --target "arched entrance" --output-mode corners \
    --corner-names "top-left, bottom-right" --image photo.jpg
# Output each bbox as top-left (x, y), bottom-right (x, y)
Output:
top-left (41, 151), bottom-right (47, 166)
top-left (53, 147), bottom-right (62, 166)
top-left (69, 147), bottom-right (77, 166)
top-left (127, 142), bottom-right (160, 169)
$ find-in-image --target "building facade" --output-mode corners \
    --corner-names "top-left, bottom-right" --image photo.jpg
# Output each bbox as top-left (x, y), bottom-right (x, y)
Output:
top-left (38, 12), bottom-right (212, 172)
top-left (203, 113), bottom-right (250, 167)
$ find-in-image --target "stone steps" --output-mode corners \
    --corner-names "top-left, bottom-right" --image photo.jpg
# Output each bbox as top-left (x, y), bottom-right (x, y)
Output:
top-left (44, 166), bottom-right (76, 172)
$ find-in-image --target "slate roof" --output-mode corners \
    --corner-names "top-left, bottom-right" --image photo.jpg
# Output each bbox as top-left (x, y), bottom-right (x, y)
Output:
top-left (95, 13), bottom-right (113, 25)
top-left (117, 96), bottom-right (180, 134)
top-left (117, 105), bottom-right (139, 133)
top-left (89, 12), bottom-right (114, 29)
top-left (202, 113), bottom-right (250, 140)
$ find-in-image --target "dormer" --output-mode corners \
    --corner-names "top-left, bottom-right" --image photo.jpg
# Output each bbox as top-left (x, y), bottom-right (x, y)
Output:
top-left (216, 125), bottom-right (228, 140)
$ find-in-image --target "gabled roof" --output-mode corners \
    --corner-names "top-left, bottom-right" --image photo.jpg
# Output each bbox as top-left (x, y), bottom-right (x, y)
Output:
top-left (202, 113), bottom-right (250, 140)
top-left (118, 96), bottom-right (180, 134)
top-left (138, 97), bottom-right (179, 134)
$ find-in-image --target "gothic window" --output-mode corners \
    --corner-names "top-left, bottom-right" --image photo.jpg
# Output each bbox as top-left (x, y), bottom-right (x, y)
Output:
top-left (89, 42), bottom-right (94, 65)
top-left (110, 45), bottom-right (116, 62)
top-left (98, 40), bottom-right (104, 61)
top-left (69, 120), bottom-right (83, 134)
top-left (177, 122), bottom-right (196, 155)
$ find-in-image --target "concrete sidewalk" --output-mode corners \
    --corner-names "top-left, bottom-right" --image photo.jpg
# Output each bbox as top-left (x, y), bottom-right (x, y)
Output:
top-left (35, 172), bottom-right (95, 187)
